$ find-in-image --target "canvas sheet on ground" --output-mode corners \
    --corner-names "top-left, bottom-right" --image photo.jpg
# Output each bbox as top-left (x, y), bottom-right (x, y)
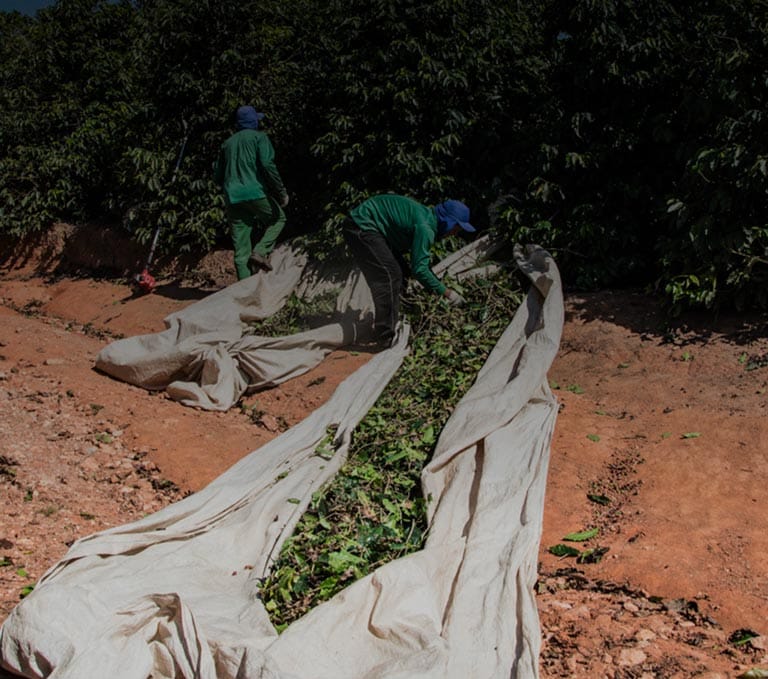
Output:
top-left (92, 235), bottom-right (509, 412)
top-left (0, 242), bottom-right (564, 679)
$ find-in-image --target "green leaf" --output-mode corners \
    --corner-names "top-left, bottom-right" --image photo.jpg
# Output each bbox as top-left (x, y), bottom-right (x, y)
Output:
top-left (567, 384), bottom-right (585, 394)
top-left (587, 493), bottom-right (611, 505)
top-left (315, 444), bottom-right (334, 460)
top-left (420, 425), bottom-right (435, 445)
top-left (382, 498), bottom-right (398, 515)
top-left (563, 527), bottom-right (599, 542)
top-left (548, 544), bottom-right (580, 558)
top-left (730, 629), bottom-right (760, 647)
top-left (327, 550), bottom-right (363, 573)
top-left (586, 433), bottom-right (600, 442)
top-left (681, 432), bottom-right (701, 439)
top-left (384, 449), bottom-right (409, 464)
top-left (286, 498), bottom-right (301, 504)
top-left (318, 576), bottom-right (339, 599)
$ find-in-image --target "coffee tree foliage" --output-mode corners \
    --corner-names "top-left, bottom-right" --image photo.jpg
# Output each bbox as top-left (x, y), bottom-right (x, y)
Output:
top-left (0, 0), bottom-right (765, 310)
top-left (513, 0), bottom-right (767, 310)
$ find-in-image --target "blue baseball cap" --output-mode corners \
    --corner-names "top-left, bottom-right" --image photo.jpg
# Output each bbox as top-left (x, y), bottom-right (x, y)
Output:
top-left (236, 106), bottom-right (266, 130)
top-left (435, 199), bottom-right (475, 236)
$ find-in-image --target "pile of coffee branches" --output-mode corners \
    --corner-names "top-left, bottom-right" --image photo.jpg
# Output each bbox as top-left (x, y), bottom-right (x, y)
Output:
top-left (258, 268), bottom-right (524, 629)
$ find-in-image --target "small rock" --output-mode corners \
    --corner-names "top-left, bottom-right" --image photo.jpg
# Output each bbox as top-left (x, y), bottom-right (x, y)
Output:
top-left (566, 652), bottom-right (587, 672)
top-left (595, 614), bottom-right (613, 627)
top-left (260, 413), bottom-right (280, 432)
top-left (44, 358), bottom-right (65, 366)
top-left (623, 601), bottom-right (640, 613)
top-left (646, 618), bottom-right (673, 637)
top-left (636, 629), bottom-right (656, 642)
top-left (563, 605), bottom-right (592, 621)
top-left (618, 648), bottom-right (647, 667)
top-left (79, 457), bottom-right (101, 474)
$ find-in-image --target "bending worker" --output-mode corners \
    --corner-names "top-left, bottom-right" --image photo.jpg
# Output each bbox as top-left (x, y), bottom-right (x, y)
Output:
top-left (214, 106), bottom-right (289, 279)
top-left (343, 193), bottom-right (475, 345)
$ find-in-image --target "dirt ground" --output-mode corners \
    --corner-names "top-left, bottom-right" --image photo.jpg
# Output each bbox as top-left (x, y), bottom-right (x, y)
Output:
top-left (1, 225), bottom-right (767, 678)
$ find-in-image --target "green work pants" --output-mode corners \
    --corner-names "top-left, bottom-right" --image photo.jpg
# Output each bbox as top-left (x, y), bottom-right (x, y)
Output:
top-left (227, 197), bottom-right (287, 280)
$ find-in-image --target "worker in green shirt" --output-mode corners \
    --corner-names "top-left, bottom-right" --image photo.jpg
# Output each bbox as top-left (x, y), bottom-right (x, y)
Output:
top-left (343, 194), bottom-right (474, 345)
top-left (214, 106), bottom-right (289, 279)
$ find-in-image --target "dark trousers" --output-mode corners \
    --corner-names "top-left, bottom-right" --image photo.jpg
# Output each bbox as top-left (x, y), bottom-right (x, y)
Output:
top-left (343, 220), bottom-right (403, 342)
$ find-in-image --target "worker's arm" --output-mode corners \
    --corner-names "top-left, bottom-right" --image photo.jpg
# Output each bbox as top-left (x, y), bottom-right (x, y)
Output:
top-left (257, 135), bottom-right (288, 203)
top-left (409, 224), bottom-right (446, 295)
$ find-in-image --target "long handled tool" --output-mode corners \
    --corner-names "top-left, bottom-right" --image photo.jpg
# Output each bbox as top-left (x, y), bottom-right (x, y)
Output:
top-left (135, 124), bottom-right (190, 294)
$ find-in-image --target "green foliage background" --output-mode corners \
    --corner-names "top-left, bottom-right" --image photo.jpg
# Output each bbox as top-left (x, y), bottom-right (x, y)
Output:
top-left (1, 0), bottom-right (766, 309)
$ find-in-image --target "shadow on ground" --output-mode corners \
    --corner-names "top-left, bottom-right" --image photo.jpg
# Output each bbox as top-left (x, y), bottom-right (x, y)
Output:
top-left (565, 288), bottom-right (768, 348)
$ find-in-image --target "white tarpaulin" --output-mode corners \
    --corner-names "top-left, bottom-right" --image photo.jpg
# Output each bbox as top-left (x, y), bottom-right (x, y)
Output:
top-left (93, 244), bottom-right (369, 411)
top-left (0, 242), bottom-right (563, 679)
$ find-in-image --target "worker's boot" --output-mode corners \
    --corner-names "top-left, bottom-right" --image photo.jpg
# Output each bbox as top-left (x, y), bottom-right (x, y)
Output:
top-left (248, 250), bottom-right (273, 272)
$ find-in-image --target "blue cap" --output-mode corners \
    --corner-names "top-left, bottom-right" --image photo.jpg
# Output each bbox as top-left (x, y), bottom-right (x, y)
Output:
top-left (236, 106), bottom-right (266, 130)
top-left (435, 200), bottom-right (475, 236)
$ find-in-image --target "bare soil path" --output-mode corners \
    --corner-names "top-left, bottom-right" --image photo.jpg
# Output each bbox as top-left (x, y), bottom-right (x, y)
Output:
top-left (1, 227), bottom-right (767, 677)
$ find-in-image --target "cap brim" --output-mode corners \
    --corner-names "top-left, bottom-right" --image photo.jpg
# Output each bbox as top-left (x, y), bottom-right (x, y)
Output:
top-left (458, 221), bottom-right (476, 233)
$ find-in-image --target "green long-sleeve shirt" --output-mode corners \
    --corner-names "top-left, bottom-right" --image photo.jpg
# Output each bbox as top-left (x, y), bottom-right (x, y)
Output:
top-left (349, 194), bottom-right (446, 295)
top-left (214, 129), bottom-right (287, 205)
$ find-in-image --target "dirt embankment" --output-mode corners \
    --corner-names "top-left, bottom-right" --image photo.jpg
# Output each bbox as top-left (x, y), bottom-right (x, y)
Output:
top-left (1, 224), bottom-right (767, 678)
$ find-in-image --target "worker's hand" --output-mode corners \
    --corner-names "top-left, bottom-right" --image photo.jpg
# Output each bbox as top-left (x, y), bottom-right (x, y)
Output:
top-left (279, 193), bottom-right (290, 208)
top-left (444, 288), bottom-right (466, 307)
